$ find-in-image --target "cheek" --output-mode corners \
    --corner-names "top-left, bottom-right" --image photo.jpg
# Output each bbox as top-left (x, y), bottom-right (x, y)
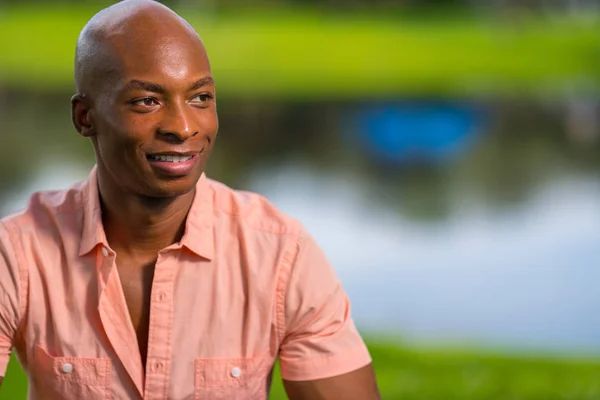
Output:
top-left (201, 110), bottom-right (219, 139)
top-left (108, 109), bottom-right (155, 140)
top-left (96, 115), bottom-right (149, 162)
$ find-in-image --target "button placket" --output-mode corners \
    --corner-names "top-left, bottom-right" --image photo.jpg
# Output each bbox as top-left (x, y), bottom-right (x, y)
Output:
top-left (98, 245), bottom-right (147, 397)
top-left (151, 361), bottom-right (164, 373)
top-left (143, 254), bottom-right (175, 398)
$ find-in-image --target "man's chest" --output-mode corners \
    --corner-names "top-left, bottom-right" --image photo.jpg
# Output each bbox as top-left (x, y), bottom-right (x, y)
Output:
top-left (19, 248), bottom-right (283, 399)
top-left (115, 257), bottom-right (155, 373)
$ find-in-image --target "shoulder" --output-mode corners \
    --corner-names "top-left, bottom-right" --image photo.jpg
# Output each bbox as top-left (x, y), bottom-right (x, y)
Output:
top-left (207, 177), bottom-right (305, 237)
top-left (1, 180), bottom-right (86, 237)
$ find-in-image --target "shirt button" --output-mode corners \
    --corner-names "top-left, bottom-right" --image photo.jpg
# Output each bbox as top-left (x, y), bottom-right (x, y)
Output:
top-left (157, 292), bottom-right (167, 302)
top-left (101, 247), bottom-right (109, 257)
top-left (231, 367), bottom-right (241, 378)
top-left (62, 363), bottom-right (73, 374)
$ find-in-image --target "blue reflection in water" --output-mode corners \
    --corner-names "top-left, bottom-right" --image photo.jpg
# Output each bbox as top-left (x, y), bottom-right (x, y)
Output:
top-left (355, 103), bottom-right (484, 165)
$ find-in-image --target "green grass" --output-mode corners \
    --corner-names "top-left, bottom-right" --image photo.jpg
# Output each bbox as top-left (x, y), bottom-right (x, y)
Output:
top-left (1, 354), bottom-right (27, 400)
top-left (3, 341), bottom-right (600, 399)
top-left (0, 5), bottom-right (598, 98)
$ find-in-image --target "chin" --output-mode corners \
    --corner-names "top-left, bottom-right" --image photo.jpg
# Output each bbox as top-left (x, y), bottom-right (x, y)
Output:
top-left (144, 176), bottom-right (199, 199)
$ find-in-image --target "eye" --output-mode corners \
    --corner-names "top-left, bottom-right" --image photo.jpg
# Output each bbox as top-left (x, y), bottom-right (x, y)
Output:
top-left (191, 93), bottom-right (213, 105)
top-left (130, 97), bottom-right (159, 107)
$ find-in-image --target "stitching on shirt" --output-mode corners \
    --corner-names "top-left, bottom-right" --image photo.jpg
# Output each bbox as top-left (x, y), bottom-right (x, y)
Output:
top-left (163, 279), bottom-right (174, 400)
top-left (274, 235), bottom-right (301, 348)
top-left (104, 357), bottom-right (111, 400)
top-left (207, 182), bottom-right (303, 236)
top-left (213, 207), bottom-right (303, 236)
top-left (102, 294), bottom-right (140, 376)
top-left (193, 351), bottom-right (271, 390)
top-left (1, 220), bottom-right (29, 354)
top-left (280, 345), bottom-right (372, 381)
top-left (284, 344), bottom-right (369, 366)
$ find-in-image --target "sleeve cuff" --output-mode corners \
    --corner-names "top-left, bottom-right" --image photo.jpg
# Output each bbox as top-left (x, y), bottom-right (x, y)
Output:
top-left (280, 345), bottom-right (372, 381)
top-left (0, 356), bottom-right (9, 377)
top-left (0, 336), bottom-right (13, 376)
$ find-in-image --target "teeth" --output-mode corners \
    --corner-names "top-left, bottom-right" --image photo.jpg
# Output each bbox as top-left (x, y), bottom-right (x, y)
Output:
top-left (150, 155), bottom-right (193, 162)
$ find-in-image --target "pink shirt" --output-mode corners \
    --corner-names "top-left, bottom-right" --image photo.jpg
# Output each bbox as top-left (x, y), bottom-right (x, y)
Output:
top-left (0, 168), bottom-right (371, 399)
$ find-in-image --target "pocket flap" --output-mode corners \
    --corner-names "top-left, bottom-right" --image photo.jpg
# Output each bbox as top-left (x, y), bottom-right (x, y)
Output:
top-left (34, 344), bottom-right (111, 385)
top-left (195, 353), bottom-right (271, 388)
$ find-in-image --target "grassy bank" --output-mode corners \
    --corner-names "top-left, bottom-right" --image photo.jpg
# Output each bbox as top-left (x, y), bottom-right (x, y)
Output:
top-left (0, 5), bottom-right (598, 98)
top-left (3, 341), bottom-right (600, 399)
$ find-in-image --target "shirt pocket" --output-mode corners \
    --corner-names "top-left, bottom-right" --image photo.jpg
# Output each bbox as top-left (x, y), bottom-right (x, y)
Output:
top-left (194, 352), bottom-right (273, 400)
top-left (30, 344), bottom-right (112, 400)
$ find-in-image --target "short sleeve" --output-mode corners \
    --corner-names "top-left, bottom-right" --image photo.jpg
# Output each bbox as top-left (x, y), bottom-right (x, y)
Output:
top-left (278, 230), bottom-right (372, 381)
top-left (0, 221), bottom-right (21, 376)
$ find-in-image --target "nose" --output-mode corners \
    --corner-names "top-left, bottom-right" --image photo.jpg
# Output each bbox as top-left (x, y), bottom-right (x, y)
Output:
top-left (157, 102), bottom-right (198, 142)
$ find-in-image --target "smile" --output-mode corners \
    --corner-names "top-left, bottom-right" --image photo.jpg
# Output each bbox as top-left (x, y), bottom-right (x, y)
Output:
top-left (148, 155), bottom-right (194, 163)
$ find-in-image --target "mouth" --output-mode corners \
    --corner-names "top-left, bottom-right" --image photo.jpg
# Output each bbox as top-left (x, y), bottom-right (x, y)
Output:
top-left (145, 152), bottom-right (201, 176)
top-left (147, 154), bottom-right (196, 163)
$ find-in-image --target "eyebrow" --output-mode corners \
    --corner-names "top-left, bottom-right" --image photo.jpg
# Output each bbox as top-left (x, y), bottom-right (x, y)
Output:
top-left (188, 77), bottom-right (215, 91)
top-left (122, 80), bottom-right (165, 94)
top-left (121, 77), bottom-right (215, 94)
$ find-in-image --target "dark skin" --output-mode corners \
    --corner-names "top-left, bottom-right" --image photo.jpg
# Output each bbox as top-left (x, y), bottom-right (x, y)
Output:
top-left (2, 1), bottom-right (381, 398)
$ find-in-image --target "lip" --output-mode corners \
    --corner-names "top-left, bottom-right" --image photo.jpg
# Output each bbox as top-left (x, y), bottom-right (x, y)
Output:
top-left (146, 152), bottom-right (200, 177)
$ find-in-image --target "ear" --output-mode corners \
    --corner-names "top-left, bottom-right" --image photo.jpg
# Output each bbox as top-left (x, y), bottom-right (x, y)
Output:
top-left (71, 94), bottom-right (95, 137)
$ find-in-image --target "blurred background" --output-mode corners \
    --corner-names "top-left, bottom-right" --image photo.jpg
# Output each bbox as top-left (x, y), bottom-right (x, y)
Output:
top-left (1, 0), bottom-right (600, 399)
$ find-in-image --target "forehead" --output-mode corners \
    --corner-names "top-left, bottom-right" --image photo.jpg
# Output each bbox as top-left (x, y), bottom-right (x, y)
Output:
top-left (106, 26), bottom-right (211, 87)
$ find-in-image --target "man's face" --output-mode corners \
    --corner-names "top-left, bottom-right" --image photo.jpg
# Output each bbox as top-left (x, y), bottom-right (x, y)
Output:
top-left (89, 34), bottom-right (218, 198)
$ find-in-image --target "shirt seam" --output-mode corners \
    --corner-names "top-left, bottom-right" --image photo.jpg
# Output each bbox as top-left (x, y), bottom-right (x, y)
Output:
top-left (0, 219), bottom-right (29, 351)
top-left (281, 344), bottom-right (370, 366)
top-left (274, 233), bottom-right (302, 348)
top-left (280, 346), bottom-right (372, 381)
top-left (213, 207), bottom-right (303, 237)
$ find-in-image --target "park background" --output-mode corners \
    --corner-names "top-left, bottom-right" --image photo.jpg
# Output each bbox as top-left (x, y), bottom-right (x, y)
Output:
top-left (1, 0), bottom-right (600, 398)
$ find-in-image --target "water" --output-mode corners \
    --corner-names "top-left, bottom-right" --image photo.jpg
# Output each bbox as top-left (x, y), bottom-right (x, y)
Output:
top-left (1, 95), bottom-right (599, 355)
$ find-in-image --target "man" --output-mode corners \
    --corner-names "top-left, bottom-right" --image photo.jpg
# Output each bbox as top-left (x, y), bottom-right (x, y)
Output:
top-left (0, 0), bottom-right (380, 399)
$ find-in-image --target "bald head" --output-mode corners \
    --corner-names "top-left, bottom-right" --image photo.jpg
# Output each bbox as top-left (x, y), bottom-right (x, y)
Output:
top-left (74, 0), bottom-right (207, 98)
top-left (70, 0), bottom-right (217, 200)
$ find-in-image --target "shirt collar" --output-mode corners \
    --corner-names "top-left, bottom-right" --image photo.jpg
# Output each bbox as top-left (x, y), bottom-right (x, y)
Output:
top-left (78, 166), bottom-right (214, 260)
top-left (79, 166), bottom-right (107, 256)
top-left (179, 173), bottom-right (215, 260)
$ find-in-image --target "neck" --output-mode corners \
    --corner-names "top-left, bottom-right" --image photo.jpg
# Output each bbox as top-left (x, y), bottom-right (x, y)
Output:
top-left (97, 175), bottom-right (195, 258)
